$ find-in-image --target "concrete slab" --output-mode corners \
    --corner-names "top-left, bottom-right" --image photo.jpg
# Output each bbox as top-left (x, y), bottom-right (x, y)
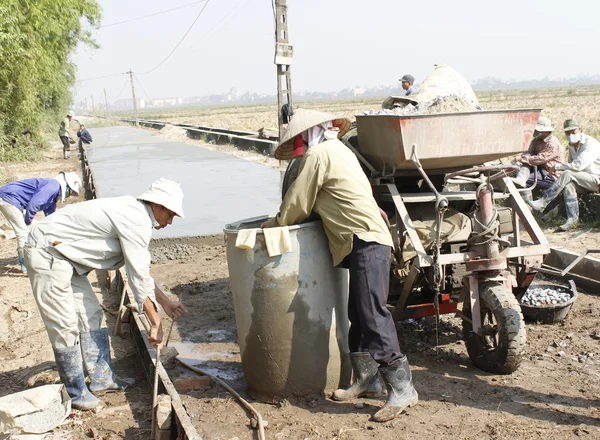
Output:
top-left (87, 126), bottom-right (281, 238)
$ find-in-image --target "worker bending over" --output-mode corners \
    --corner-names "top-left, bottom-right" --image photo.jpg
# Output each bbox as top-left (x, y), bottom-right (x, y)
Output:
top-left (0, 172), bottom-right (81, 273)
top-left (528, 119), bottom-right (600, 231)
top-left (24, 178), bottom-right (187, 410)
top-left (512, 116), bottom-right (565, 200)
top-left (263, 109), bottom-right (418, 422)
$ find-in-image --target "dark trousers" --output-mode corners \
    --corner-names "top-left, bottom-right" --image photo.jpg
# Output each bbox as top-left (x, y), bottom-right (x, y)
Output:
top-left (60, 136), bottom-right (70, 152)
top-left (347, 236), bottom-right (402, 366)
top-left (526, 166), bottom-right (556, 190)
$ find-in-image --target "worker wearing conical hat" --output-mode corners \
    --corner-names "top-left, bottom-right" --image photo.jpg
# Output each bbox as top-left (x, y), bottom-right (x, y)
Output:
top-left (264, 109), bottom-right (418, 422)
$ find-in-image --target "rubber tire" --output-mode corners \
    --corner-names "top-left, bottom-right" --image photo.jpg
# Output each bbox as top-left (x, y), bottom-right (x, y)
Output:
top-left (463, 282), bottom-right (526, 375)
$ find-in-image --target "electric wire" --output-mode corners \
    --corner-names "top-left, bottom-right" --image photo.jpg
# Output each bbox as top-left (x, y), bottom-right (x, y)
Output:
top-left (137, 0), bottom-right (212, 75)
top-left (100, 0), bottom-right (208, 28)
top-left (191, 0), bottom-right (251, 46)
top-left (76, 72), bottom-right (127, 83)
top-left (133, 74), bottom-right (152, 101)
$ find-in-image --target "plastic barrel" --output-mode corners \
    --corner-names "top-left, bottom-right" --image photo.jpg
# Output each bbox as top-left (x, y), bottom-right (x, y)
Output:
top-left (224, 216), bottom-right (351, 402)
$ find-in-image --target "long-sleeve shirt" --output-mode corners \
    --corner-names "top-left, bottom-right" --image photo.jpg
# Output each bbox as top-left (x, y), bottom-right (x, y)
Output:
top-left (556, 134), bottom-right (600, 183)
top-left (526, 134), bottom-right (565, 176)
top-left (0, 178), bottom-right (61, 225)
top-left (77, 128), bottom-right (93, 144)
top-left (276, 139), bottom-right (394, 266)
top-left (28, 196), bottom-right (158, 313)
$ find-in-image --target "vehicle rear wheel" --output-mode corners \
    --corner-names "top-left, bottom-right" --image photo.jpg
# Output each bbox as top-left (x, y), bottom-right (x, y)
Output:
top-left (462, 282), bottom-right (526, 374)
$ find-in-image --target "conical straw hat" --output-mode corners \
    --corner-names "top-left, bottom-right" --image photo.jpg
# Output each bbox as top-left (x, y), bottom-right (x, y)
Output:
top-left (274, 109), bottom-right (351, 160)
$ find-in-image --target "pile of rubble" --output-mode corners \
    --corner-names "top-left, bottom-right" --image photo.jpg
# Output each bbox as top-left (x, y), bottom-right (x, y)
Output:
top-left (521, 286), bottom-right (572, 306)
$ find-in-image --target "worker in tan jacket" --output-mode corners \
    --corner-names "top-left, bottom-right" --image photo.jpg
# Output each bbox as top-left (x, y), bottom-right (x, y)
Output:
top-left (263, 109), bottom-right (418, 422)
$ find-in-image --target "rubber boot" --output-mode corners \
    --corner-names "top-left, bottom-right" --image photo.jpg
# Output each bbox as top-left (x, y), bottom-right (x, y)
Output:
top-left (63, 149), bottom-right (70, 159)
top-left (54, 344), bottom-right (100, 410)
top-left (511, 166), bottom-right (530, 188)
top-left (81, 328), bottom-right (135, 394)
top-left (557, 183), bottom-right (579, 232)
top-left (332, 352), bottom-right (382, 401)
top-left (372, 356), bottom-right (418, 422)
top-left (17, 251), bottom-right (27, 274)
top-left (527, 180), bottom-right (562, 212)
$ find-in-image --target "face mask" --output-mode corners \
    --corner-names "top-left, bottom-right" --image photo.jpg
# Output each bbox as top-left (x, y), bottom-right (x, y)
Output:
top-left (567, 133), bottom-right (581, 144)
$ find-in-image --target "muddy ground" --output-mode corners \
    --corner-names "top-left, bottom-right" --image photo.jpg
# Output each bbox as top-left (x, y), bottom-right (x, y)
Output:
top-left (1, 127), bottom-right (600, 439)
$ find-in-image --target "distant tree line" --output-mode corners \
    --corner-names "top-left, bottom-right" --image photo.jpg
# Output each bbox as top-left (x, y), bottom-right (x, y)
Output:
top-left (0, 0), bottom-right (101, 155)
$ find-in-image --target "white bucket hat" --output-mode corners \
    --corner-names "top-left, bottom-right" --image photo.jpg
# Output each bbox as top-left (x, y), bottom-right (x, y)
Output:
top-left (67, 110), bottom-right (75, 117)
top-left (54, 172), bottom-right (82, 202)
top-left (137, 178), bottom-right (185, 218)
top-left (535, 116), bottom-right (554, 132)
top-left (274, 109), bottom-right (351, 160)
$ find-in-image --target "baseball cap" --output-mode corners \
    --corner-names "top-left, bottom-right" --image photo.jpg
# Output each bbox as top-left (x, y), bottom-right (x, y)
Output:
top-left (400, 74), bottom-right (415, 83)
top-left (563, 119), bottom-right (581, 131)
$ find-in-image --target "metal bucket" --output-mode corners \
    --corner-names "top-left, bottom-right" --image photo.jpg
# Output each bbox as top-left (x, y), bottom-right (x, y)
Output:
top-left (224, 216), bottom-right (351, 402)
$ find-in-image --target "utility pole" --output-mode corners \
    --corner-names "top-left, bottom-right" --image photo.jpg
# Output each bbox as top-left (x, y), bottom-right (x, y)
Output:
top-left (128, 69), bottom-right (139, 127)
top-left (274, 0), bottom-right (293, 140)
top-left (90, 95), bottom-right (95, 116)
top-left (103, 88), bottom-right (109, 118)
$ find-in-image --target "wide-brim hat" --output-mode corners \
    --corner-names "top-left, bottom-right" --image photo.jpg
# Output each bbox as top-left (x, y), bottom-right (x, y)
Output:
top-left (137, 178), bottom-right (185, 218)
top-left (274, 109), bottom-right (351, 160)
top-left (535, 116), bottom-right (554, 132)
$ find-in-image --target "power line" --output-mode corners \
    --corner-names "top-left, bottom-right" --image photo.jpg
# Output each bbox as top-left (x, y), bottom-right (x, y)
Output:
top-left (111, 79), bottom-right (131, 101)
top-left (100, 0), bottom-right (208, 28)
top-left (193, 0), bottom-right (252, 45)
top-left (76, 72), bottom-right (127, 83)
top-left (133, 74), bottom-right (152, 101)
top-left (138, 0), bottom-right (212, 75)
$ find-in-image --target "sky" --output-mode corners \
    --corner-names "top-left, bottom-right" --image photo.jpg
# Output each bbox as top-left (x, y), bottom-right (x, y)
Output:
top-left (72, 0), bottom-right (600, 103)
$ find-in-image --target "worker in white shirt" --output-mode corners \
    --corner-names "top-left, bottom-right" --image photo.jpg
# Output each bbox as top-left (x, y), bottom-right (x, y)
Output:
top-left (528, 119), bottom-right (600, 231)
top-left (24, 178), bottom-right (187, 410)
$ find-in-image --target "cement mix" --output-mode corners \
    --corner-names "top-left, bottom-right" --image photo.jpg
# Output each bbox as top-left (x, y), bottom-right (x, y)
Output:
top-left (86, 126), bottom-right (281, 238)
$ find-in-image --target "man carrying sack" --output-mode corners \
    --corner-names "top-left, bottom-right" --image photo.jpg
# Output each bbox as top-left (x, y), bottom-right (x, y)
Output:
top-left (24, 178), bottom-right (187, 410)
top-left (262, 109), bottom-right (418, 422)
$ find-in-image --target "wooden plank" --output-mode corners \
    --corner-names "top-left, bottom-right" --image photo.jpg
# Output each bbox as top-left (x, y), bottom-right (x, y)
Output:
top-left (386, 184), bottom-right (432, 268)
top-left (504, 177), bottom-right (548, 246)
top-left (120, 269), bottom-right (202, 440)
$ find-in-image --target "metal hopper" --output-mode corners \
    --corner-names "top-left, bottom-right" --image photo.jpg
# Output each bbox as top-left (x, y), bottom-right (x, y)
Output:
top-left (355, 109), bottom-right (542, 173)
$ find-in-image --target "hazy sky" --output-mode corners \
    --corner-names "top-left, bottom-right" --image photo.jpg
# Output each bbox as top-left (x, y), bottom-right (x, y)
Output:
top-left (73, 0), bottom-right (600, 102)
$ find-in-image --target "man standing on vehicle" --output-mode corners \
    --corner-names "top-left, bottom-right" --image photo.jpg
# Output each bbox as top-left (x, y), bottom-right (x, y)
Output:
top-left (59, 110), bottom-right (75, 159)
top-left (263, 109), bottom-right (418, 422)
top-left (512, 116), bottom-right (565, 199)
top-left (400, 74), bottom-right (415, 96)
top-left (24, 178), bottom-right (187, 410)
top-left (528, 119), bottom-right (600, 231)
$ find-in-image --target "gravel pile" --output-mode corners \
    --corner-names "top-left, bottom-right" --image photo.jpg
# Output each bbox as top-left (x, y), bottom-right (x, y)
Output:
top-left (521, 286), bottom-right (572, 306)
top-left (366, 95), bottom-right (481, 116)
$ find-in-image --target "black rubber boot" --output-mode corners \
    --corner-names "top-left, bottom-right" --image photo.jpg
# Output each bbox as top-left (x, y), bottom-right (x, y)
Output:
top-left (332, 352), bottom-right (382, 401)
top-left (54, 344), bottom-right (100, 410)
top-left (372, 356), bottom-right (418, 422)
top-left (81, 328), bottom-right (135, 395)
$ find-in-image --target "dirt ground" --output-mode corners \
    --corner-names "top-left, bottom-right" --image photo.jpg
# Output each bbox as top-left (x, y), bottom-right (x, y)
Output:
top-left (1, 114), bottom-right (600, 439)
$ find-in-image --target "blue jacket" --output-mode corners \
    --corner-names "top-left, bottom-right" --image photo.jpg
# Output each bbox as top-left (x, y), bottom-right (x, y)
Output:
top-left (77, 128), bottom-right (93, 144)
top-left (0, 178), bottom-right (61, 225)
